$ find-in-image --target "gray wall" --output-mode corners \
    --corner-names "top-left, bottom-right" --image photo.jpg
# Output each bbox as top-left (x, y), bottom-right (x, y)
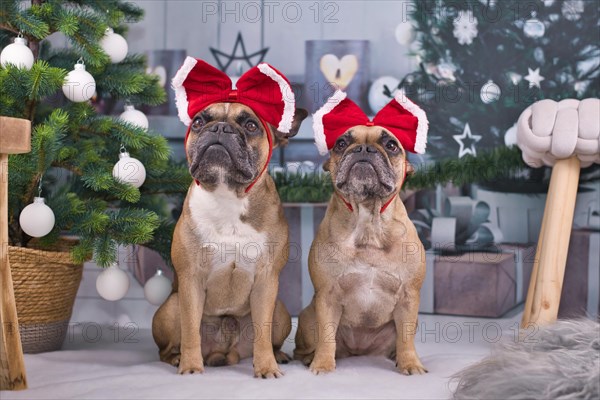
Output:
top-left (127, 0), bottom-right (417, 79)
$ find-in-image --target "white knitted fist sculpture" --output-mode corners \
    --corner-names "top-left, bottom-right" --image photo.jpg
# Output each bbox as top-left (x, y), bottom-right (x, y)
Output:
top-left (517, 98), bottom-right (599, 168)
top-left (518, 98), bottom-right (599, 328)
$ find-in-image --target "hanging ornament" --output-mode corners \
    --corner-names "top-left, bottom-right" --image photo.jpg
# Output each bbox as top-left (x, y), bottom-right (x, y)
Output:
top-left (0, 34), bottom-right (34, 70)
top-left (523, 13), bottom-right (546, 39)
top-left (395, 23), bottom-right (415, 46)
top-left (543, 0), bottom-right (555, 6)
top-left (504, 123), bottom-right (518, 147)
top-left (524, 67), bottom-right (545, 88)
top-left (19, 197), bottom-right (55, 238)
top-left (112, 146), bottom-right (146, 188)
top-left (368, 76), bottom-right (400, 114)
top-left (62, 59), bottom-right (96, 102)
top-left (478, 0), bottom-right (496, 7)
top-left (507, 72), bottom-right (522, 85)
top-left (480, 80), bottom-right (501, 104)
top-left (100, 27), bottom-right (128, 63)
top-left (19, 177), bottom-right (55, 238)
top-left (119, 104), bottom-right (149, 131)
top-left (437, 61), bottom-right (457, 81)
top-left (562, 0), bottom-right (584, 21)
top-left (453, 10), bottom-right (478, 45)
top-left (453, 123), bottom-right (482, 158)
top-left (144, 270), bottom-right (172, 306)
top-left (533, 47), bottom-right (545, 64)
top-left (574, 81), bottom-right (589, 96)
top-left (96, 264), bottom-right (130, 301)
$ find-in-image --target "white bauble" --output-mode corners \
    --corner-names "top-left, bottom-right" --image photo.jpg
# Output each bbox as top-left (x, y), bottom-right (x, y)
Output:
top-left (119, 105), bottom-right (149, 131)
top-left (19, 197), bottom-right (55, 238)
top-left (523, 18), bottom-right (545, 38)
top-left (508, 72), bottom-right (522, 85)
top-left (480, 80), bottom-right (501, 104)
top-left (504, 123), bottom-right (517, 147)
top-left (96, 264), bottom-right (130, 301)
top-left (144, 270), bottom-right (172, 306)
top-left (0, 37), bottom-right (34, 70)
top-left (112, 151), bottom-right (146, 188)
top-left (395, 23), bottom-right (415, 46)
top-left (100, 28), bottom-right (128, 63)
top-left (62, 63), bottom-right (96, 102)
top-left (368, 76), bottom-right (400, 114)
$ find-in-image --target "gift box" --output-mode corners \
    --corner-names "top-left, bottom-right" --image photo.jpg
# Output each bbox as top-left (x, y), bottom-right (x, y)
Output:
top-left (419, 244), bottom-right (536, 317)
top-left (126, 245), bottom-right (174, 285)
top-left (558, 229), bottom-right (600, 319)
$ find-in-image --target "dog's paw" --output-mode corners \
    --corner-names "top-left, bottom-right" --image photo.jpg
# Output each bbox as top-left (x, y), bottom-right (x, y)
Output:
top-left (253, 357), bottom-right (283, 379)
top-left (309, 358), bottom-right (336, 375)
top-left (274, 350), bottom-right (291, 364)
top-left (177, 355), bottom-right (205, 375)
top-left (396, 353), bottom-right (427, 375)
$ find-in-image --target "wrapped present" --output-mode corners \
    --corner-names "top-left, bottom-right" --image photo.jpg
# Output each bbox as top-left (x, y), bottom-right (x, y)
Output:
top-left (419, 244), bottom-right (535, 317)
top-left (410, 196), bottom-right (504, 251)
top-left (126, 245), bottom-right (173, 285)
top-left (558, 229), bottom-right (600, 319)
top-left (412, 196), bottom-right (535, 317)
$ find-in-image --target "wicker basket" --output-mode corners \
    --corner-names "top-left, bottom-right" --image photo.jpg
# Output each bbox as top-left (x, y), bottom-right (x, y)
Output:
top-left (8, 240), bottom-right (83, 353)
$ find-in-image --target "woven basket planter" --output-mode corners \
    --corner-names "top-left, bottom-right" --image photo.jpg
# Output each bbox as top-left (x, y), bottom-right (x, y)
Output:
top-left (8, 240), bottom-right (83, 353)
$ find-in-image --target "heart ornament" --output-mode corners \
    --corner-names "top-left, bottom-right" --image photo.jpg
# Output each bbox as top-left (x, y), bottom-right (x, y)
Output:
top-left (320, 54), bottom-right (358, 90)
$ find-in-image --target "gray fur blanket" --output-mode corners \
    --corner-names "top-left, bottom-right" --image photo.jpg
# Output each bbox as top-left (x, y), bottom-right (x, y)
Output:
top-left (453, 319), bottom-right (600, 400)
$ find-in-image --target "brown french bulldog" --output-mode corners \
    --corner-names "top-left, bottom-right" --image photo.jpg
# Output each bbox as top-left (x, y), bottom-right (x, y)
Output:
top-left (152, 58), bottom-right (307, 378)
top-left (294, 91), bottom-right (428, 375)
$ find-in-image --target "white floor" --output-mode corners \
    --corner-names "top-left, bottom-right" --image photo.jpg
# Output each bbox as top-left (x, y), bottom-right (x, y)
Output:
top-left (2, 311), bottom-right (525, 400)
top-left (1, 262), bottom-right (526, 399)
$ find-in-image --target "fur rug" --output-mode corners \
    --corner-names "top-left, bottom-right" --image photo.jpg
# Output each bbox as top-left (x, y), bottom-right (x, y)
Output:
top-left (452, 319), bottom-right (600, 400)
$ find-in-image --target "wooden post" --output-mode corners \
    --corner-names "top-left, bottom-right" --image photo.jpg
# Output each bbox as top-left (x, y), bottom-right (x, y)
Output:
top-left (521, 156), bottom-right (580, 328)
top-left (0, 116), bottom-right (31, 390)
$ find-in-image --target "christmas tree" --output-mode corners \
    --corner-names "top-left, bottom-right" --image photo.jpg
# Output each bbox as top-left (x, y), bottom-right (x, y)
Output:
top-left (1, 1), bottom-right (190, 266)
top-left (403, 0), bottom-right (599, 161)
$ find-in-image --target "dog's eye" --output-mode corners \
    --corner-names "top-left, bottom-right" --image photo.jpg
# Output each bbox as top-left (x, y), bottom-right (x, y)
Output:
top-left (386, 141), bottom-right (399, 152)
top-left (245, 121), bottom-right (258, 132)
top-left (191, 117), bottom-right (204, 132)
top-left (335, 139), bottom-right (347, 151)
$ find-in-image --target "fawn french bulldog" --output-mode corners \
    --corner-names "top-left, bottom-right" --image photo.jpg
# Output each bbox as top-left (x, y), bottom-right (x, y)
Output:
top-left (152, 58), bottom-right (307, 378)
top-left (294, 90), bottom-right (429, 375)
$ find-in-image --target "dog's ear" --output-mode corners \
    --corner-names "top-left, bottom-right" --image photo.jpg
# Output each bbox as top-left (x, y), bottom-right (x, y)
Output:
top-left (271, 108), bottom-right (308, 148)
top-left (323, 158), bottom-right (331, 172)
top-left (405, 161), bottom-right (415, 176)
top-left (273, 108), bottom-right (308, 140)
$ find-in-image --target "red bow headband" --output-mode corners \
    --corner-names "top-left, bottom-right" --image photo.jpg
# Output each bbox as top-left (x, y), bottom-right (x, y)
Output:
top-left (172, 57), bottom-right (295, 133)
top-left (313, 90), bottom-right (428, 155)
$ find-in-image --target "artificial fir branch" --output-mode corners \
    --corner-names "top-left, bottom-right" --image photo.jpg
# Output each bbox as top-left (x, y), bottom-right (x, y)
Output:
top-left (2, 0), bottom-right (189, 266)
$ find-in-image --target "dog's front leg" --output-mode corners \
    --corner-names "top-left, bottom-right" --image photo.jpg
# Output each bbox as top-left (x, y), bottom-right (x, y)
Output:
top-left (393, 288), bottom-right (427, 375)
top-left (309, 292), bottom-right (342, 375)
top-left (178, 272), bottom-right (206, 374)
top-left (250, 273), bottom-right (282, 378)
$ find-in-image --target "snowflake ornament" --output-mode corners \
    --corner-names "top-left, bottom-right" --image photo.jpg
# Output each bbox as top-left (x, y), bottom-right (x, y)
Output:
top-left (562, 0), bottom-right (584, 21)
top-left (453, 10), bottom-right (478, 45)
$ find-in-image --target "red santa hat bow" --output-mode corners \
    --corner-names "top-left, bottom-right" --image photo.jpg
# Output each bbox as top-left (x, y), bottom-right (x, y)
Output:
top-left (313, 90), bottom-right (428, 155)
top-left (172, 57), bottom-right (295, 133)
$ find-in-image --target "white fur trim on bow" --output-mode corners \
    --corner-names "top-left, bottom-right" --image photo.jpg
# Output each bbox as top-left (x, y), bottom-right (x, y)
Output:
top-left (394, 91), bottom-right (428, 154)
top-left (313, 90), bottom-right (347, 156)
top-left (172, 56), bottom-right (198, 126)
top-left (257, 63), bottom-right (295, 133)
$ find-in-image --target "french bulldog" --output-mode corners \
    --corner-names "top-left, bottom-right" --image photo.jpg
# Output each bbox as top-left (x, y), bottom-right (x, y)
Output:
top-left (294, 90), bottom-right (428, 375)
top-left (152, 58), bottom-right (307, 378)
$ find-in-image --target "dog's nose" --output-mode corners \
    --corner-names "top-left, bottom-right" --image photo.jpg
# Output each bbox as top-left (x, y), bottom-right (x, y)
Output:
top-left (352, 145), bottom-right (378, 153)
top-left (208, 122), bottom-right (234, 134)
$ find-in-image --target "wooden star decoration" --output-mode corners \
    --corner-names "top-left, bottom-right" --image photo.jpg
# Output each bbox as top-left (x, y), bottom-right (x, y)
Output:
top-left (210, 32), bottom-right (269, 74)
